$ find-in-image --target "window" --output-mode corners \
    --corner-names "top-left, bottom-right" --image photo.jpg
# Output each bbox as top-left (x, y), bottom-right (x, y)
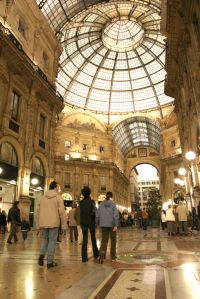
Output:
top-left (0, 142), bottom-right (18, 166)
top-left (65, 141), bottom-right (71, 148)
top-left (83, 174), bottom-right (89, 186)
top-left (65, 154), bottom-right (70, 160)
top-left (64, 172), bottom-right (71, 188)
top-left (83, 144), bottom-right (88, 150)
top-left (39, 114), bottom-right (45, 140)
top-left (11, 91), bottom-right (20, 121)
top-left (100, 176), bottom-right (106, 190)
top-left (31, 157), bottom-right (44, 176)
top-left (99, 145), bottom-right (104, 152)
top-left (171, 139), bottom-right (176, 147)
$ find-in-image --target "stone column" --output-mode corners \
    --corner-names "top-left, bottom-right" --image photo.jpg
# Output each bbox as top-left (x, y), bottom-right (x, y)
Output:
top-left (19, 195), bottom-right (31, 220)
top-left (18, 167), bottom-right (31, 220)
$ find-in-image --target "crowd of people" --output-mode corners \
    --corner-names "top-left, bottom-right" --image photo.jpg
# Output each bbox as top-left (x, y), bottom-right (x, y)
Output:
top-left (1, 182), bottom-right (200, 269)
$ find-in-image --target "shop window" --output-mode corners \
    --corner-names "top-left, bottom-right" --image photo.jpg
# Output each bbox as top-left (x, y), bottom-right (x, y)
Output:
top-left (11, 90), bottom-right (20, 121)
top-left (0, 142), bottom-right (18, 166)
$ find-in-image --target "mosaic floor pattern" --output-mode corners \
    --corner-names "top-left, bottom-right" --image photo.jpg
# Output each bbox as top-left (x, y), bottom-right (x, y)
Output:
top-left (1, 228), bottom-right (200, 299)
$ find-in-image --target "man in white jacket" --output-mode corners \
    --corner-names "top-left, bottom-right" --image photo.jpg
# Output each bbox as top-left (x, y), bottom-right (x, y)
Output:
top-left (37, 181), bottom-right (66, 268)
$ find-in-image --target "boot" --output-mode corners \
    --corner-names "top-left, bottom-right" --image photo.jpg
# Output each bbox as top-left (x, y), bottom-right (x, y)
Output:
top-left (38, 255), bottom-right (44, 266)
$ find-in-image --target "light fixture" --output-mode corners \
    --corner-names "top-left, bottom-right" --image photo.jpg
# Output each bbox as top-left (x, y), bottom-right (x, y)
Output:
top-left (31, 178), bottom-right (38, 185)
top-left (0, 167), bottom-right (2, 174)
top-left (185, 151), bottom-right (196, 161)
top-left (174, 178), bottom-right (180, 185)
top-left (178, 167), bottom-right (187, 176)
top-left (179, 180), bottom-right (185, 186)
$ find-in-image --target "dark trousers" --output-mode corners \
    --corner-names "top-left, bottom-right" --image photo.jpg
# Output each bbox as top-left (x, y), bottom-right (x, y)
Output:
top-left (100, 227), bottom-right (117, 260)
top-left (69, 226), bottom-right (78, 241)
top-left (7, 221), bottom-right (18, 243)
top-left (142, 219), bottom-right (147, 230)
top-left (81, 224), bottom-right (99, 262)
top-left (22, 231), bottom-right (28, 240)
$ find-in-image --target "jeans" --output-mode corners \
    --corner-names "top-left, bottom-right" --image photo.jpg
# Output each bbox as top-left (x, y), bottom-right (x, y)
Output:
top-left (2, 225), bottom-right (6, 234)
top-left (81, 224), bottom-right (99, 262)
top-left (69, 226), bottom-right (78, 242)
top-left (39, 227), bottom-right (59, 264)
top-left (100, 227), bottom-right (117, 260)
top-left (179, 221), bottom-right (188, 234)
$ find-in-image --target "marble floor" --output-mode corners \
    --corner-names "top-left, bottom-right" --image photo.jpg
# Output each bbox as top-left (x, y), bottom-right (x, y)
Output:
top-left (1, 227), bottom-right (200, 299)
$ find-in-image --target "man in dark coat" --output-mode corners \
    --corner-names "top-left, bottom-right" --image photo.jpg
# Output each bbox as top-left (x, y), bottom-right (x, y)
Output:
top-left (7, 201), bottom-right (21, 244)
top-left (79, 186), bottom-right (99, 263)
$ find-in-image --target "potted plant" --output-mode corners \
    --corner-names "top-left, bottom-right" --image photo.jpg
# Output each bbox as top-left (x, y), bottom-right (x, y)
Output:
top-left (146, 188), bottom-right (162, 228)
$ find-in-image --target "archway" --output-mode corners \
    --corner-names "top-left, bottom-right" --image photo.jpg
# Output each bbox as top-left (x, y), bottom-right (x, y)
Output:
top-left (130, 163), bottom-right (159, 211)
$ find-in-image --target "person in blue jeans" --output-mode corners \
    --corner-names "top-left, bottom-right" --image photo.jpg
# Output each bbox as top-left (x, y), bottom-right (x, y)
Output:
top-left (96, 191), bottom-right (119, 263)
top-left (37, 181), bottom-right (67, 268)
top-left (79, 186), bottom-right (99, 263)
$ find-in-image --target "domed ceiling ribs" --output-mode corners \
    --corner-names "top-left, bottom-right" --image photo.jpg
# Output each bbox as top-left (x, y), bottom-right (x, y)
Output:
top-left (112, 116), bottom-right (161, 156)
top-left (37, 0), bottom-right (174, 115)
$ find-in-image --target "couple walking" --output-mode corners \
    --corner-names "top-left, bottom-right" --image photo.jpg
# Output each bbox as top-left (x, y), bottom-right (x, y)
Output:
top-left (79, 186), bottom-right (119, 263)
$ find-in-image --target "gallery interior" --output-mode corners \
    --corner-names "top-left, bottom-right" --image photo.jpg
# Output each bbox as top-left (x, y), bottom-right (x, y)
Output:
top-left (0, 1), bottom-right (200, 299)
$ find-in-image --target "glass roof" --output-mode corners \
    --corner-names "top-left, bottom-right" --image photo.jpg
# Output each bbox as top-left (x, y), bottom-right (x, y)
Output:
top-left (112, 116), bottom-right (161, 156)
top-left (37, 0), bottom-right (174, 115)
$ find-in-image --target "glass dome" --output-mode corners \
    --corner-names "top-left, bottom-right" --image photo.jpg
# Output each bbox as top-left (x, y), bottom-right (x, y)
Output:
top-left (37, 0), bottom-right (174, 114)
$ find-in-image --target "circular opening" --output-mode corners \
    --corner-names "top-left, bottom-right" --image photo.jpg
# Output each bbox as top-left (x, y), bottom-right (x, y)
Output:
top-left (102, 19), bottom-right (144, 52)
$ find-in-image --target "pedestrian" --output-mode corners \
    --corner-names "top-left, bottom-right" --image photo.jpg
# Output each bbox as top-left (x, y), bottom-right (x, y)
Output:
top-left (176, 201), bottom-right (189, 235)
top-left (161, 209), bottom-right (166, 230)
top-left (165, 204), bottom-right (175, 236)
top-left (1, 210), bottom-right (7, 235)
top-left (96, 191), bottom-right (119, 263)
top-left (7, 201), bottom-right (21, 244)
top-left (79, 186), bottom-right (99, 263)
top-left (37, 181), bottom-right (66, 268)
top-left (21, 217), bottom-right (30, 241)
top-left (68, 203), bottom-right (78, 242)
top-left (142, 208), bottom-right (148, 230)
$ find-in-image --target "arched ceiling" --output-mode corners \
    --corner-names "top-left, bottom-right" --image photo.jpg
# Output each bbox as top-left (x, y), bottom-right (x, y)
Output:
top-left (36, 0), bottom-right (174, 116)
top-left (112, 116), bottom-right (160, 156)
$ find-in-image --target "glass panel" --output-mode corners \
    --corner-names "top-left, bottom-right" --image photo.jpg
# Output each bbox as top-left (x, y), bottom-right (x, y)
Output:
top-left (37, 0), bottom-right (174, 114)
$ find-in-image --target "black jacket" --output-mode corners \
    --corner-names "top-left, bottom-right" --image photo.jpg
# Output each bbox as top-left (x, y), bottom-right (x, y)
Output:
top-left (7, 206), bottom-right (21, 223)
top-left (79, 197), bottom-right (96, 225)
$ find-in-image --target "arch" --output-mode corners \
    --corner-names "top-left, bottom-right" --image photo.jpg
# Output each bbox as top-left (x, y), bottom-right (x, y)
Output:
top-left (0, 136), bottom-right (23, 168)
top-left (127, 159), bottom-right (160, 178)
top-left (61, 112), bottom-right (107, 132)
top-left (31, 156), bottom-right (45, 176)
top-left (31, 152), bottom-right (49, 178)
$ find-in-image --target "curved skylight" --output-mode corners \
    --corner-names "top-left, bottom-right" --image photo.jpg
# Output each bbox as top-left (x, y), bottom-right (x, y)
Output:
top-left (112, 117), bottom-right (161, 156)
top-left (37, 0), bottom-right (174, 115)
